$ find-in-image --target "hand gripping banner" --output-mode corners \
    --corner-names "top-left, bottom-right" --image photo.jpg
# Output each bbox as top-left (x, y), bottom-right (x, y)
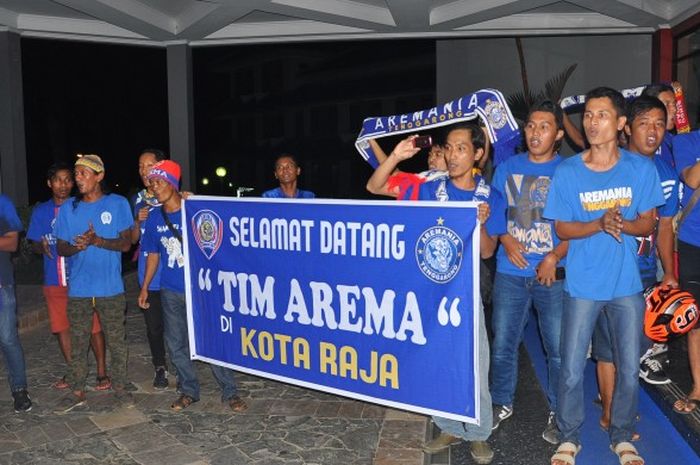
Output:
top-left (183, 197), bottom-right (482, 424)
top-left (355, 88), bottom-right (520, 168)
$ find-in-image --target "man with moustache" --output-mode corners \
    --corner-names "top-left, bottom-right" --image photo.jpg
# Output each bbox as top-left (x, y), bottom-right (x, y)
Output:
top-left (489, 99), bottom-right (568, 444)
top-left (544, 88), bottom-right (663, 465)
top-left (54, 155), bottom-right (133, 413)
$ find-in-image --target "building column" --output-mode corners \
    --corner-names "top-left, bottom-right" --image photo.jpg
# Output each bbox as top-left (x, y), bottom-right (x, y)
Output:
top-left (166, 42), bottom-right (196, 191)
top-left (652, 27), bottom-right (673, 83)
top-left (0, 31), bottom-right (28, 206)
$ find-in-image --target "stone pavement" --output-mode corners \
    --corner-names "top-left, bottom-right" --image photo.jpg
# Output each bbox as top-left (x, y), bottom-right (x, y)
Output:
top-left (0, 273), bottom-right (428, 465)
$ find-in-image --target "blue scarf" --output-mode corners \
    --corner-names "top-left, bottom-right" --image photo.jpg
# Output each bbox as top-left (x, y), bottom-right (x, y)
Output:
top-left (355, 88), bottom-right (520, 168)
top-left (560, 85), bottom-right (646, 111)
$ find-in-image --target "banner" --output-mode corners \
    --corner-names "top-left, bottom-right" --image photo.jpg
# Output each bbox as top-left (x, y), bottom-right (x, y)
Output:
top-left (183, 197), bottom-right (482, 424)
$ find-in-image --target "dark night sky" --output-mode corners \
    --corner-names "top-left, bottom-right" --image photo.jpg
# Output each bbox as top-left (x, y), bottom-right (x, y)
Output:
top-left (22, 38), bottom-right (436, 204)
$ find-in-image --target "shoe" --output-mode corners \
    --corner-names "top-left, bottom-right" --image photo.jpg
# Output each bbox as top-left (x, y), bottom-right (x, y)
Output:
top-left (470, 440), bottom-right (494, 464)
top-left (54, 391), bottom-right (86, 414)
top-left (227, 395), bottom-right (248, 412)
top-left (542, 411), bottom-right (559, 444)
top-left (171, 394), bottom-right (197, 412)
top-left (639, 356), bottom-right (671, 385)
top-left (12, 389), bottom-right (32, 413)
top-left (153, 367), bottom-right (169, 390)
top-left (491, 404), bottom-right (513, 430)
top-left (649, 342), bottom-right (668, 357)
top-left (422, 433), bottom-right (462, 453)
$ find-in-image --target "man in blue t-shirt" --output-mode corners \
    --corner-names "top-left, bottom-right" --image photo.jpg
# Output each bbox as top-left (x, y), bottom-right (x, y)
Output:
top-left (489, 99), bottom-right (568, 444)
top-left (0, 194), bottom-right (32, 412)
top-left (137, 160), bottom-right (247, 414)
top-left (668, 124), bottom-right (700, 414)
top-left (262, 154), bottom-right (315, 199)
top-left (54, 154), bottom-right (133, 413)
top-left (591, 95), bottom-right (681, 439)
top-left (544, 88), bottom-right (663, 465)
top-left (27, 163), bottom-right (108, 391)
top-left (367, 121), bottom-right (504, 464)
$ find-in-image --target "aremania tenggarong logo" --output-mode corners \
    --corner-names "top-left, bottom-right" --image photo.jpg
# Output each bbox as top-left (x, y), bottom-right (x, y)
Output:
top-left (415, 218), bottom-right (463, 283)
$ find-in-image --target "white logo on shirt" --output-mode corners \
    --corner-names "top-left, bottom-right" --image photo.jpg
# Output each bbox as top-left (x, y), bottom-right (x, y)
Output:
top-left (101, 211), bottom-right (112, 225)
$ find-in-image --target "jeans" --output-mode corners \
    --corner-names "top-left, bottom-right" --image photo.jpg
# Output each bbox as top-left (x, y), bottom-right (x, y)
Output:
top-left (557, 292), bottom-right (644, 445)
top-left (161, 288), bottom-right (239, 401)
top-left (432, 300), bottom-right (492, 441)
top-left (0, 286), bottom-right (27, 392)
top-left (592, 276), bottom-right (657, 362)
top-left (491, 272), bottom-right (563, 410)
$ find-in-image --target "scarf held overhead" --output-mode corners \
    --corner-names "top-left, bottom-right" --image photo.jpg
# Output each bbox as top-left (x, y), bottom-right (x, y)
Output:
top-left (355, 88), bottom-right (520, 168)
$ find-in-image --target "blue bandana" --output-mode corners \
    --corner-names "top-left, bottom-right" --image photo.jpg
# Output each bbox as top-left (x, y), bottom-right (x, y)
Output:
top-left (560, 85), bottom-right (646, 111)
top-left (355, 88), bottom-right (520, 167)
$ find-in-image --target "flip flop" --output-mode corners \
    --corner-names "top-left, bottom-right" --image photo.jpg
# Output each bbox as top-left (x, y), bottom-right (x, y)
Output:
top-left (611, 441), bottom-right (644, 465)
top-left (551, 441), bottom-right (581, 465)
top-left (52, 376), bottom-right (69, 390)
top-left (673, 396), bottom-right (700, 415)
top-left (95, 375), bottom-right (112, 391)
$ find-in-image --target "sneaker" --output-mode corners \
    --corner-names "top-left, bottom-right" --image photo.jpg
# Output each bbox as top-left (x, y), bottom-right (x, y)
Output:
top-left (639, 356), bottom-right (671, 385)
top-left (491, 404), bottom-right (513, 430)
top-left (469, 440), bottom-right (494, 464)
top-left (153, 367), bottom-right (169, 390)
top-left (54, 391), bottom-right (86, 414)
top-left (12, 389), bottom-right (32, 413)
top-left (422, 433), bottom-right (462, 454)
top-left (542, 411), bottom-right (559, 444)
top-left (649, 342), bottom-right (668, 357)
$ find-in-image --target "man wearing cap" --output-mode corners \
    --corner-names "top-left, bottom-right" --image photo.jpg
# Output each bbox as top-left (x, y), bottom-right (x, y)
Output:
top-left (137, 160), bottom-right (248, 413)
top-left (54, 154), bottom-right (133, 413)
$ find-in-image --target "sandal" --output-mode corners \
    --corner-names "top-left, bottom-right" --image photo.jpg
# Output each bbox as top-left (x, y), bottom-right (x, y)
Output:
top-left (673, 396), bottom-right (700, 415)
top-left (171, 394), bottom-right (197, 411)
top-left (611, 441), bottom-right (644, 465)
top-left (228, 395), bottom-right (248, 413)
top-left (95, 375), bottom-right (112, 391)
top-left (551, 442), bottom-right (581, 465)
top-left (52, 376), bottom-right (69, 390)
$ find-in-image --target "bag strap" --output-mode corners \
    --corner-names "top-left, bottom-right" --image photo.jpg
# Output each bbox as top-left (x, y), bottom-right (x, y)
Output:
top-left (678, 186), bottom-right (700, 229)
top-left (161, 207), bottom-right (182, 244)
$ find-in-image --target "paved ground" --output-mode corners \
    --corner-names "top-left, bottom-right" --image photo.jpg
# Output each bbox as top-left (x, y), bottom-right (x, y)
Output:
top-left (0, 273), bottom-right (428, 465)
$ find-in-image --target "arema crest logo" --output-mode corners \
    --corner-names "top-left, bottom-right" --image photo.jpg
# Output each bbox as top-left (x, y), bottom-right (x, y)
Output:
top-left (191, 209), bottom-right (223, 260)
top-left (415, 217), bottom-right (463, 283)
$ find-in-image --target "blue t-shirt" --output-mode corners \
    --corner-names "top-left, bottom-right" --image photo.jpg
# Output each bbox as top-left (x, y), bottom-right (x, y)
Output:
top-left (55, 194), bottom-right (133, 298)
top-left (141, 208), bottom-right (185, 293)
top-left (0, 195), bottom-right (22, 286)
top-left (657, 132), bottom-right (675, 169)
top-left (410, 175), bottom-right (507, 237)
top-left (27, 199), bottom-right (69, 287)
top-left (262, 187), bottom-right (315, 199)
top-left (635, 155), bottom-right (680, 280)
top-left (492, 153), bottom-right (564, 277)
top-left (672, 130), bottom-right (700, 247)
top-left (132, 189), bottom-right (162, 291)
top-left (543, 149), bottom-right (664, 300)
